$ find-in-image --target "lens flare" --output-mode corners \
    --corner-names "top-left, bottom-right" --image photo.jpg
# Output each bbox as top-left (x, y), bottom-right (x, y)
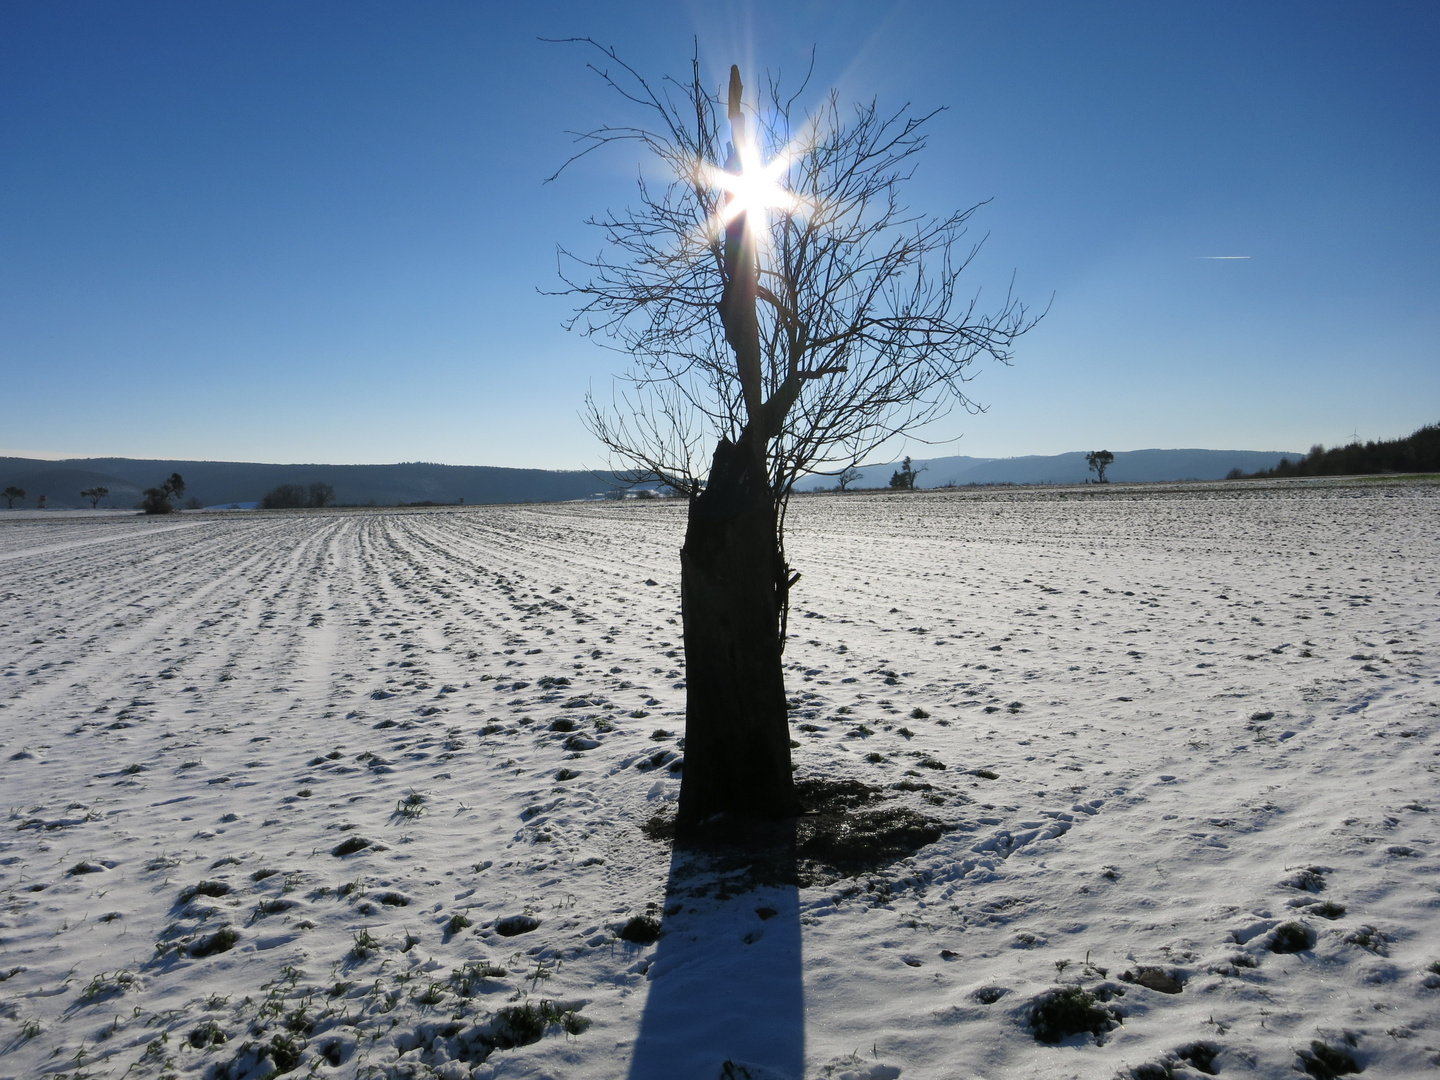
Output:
top-left (704, 142), bottom-right (799, 225)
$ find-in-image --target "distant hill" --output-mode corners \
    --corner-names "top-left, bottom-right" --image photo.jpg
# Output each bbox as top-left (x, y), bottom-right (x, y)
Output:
top-left (793, 448), bottom-right (1304, 490)
top-left (0, 446), bottom-right (1314, 511)
top-left (0, 457), bottom-right (625, 510)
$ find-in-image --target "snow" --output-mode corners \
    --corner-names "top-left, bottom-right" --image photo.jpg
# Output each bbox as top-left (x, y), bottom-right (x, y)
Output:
top-left (1, 478), bottom-right (1437, 1079)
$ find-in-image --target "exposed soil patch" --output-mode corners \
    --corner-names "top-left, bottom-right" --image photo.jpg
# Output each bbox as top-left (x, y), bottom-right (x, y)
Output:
top-left (1027, 984), bottom-right (1123, 1044)
top-left (1120, 966), bottom-right (1184, 994)
top-left (644, 776), bottom-right (948, 889)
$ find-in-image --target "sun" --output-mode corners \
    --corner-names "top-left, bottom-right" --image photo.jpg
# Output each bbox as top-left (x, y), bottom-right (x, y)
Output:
top-left (705, 141), bottom-right (799, 226)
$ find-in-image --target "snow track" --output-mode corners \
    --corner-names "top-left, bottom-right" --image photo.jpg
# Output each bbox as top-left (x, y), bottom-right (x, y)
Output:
top-left (1, 481), bottom-right (1437, 1079)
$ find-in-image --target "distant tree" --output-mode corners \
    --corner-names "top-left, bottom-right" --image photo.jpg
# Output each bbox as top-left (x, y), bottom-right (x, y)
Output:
top-left (3, 486), bottom-right (25, 509)
top-left (889, 456), bottom-right (924, 490)
top-left (1242, 423), bottom-right (1440, 479)
top-left (36, 495), bottom-right (47, 509)
top-left (184, 496), bottom-right (203, 510)
top-left (261, 484), bottom-right (310, 509)
top-left (1086, 450), bottom-right (1114, 483)
top-left (837, 466), bottom-right (863, 491)
top-left (262, 482), bottom-right (335, 509)
top-left (80, 486), bottom-right (110, 508)
top-left (141, 473), bottom-right (185, 515)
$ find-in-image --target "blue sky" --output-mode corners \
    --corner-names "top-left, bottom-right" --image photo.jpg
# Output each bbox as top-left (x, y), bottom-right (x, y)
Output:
top-left (3, 1), bottom-right (1436, 467)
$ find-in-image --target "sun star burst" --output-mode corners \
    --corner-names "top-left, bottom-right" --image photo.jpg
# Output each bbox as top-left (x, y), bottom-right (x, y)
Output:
top-left (705, 142), bottom-right (799, 226)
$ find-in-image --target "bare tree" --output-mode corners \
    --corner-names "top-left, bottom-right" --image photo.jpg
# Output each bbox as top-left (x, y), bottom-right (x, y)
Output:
top-left (3, 486), bottom-right (26, 509)
top-left (1086, 450), bottom-right (1114, 483)
top-left (554, 44), bottom-right (1038, 834)
top-left (837, 466), bottom-right (863, 491)
top-left (80, 486), bottom-right (109, 509)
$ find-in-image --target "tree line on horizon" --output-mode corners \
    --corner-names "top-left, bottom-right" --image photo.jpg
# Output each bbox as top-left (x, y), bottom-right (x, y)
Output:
top-left (260, 482), bottom-right (336, 509)
top-left (1230, 421), bottom-right (1439, 479)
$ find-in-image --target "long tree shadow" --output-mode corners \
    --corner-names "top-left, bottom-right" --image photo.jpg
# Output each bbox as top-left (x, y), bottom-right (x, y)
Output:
top-left (626, 819), bottom-right (805, 1080)
top-left (626, 778), bottom-right (948, 1079)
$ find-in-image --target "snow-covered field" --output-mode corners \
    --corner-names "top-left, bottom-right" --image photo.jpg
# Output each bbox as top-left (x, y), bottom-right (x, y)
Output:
top-left (1, 479), bottom-right (1437, 1080)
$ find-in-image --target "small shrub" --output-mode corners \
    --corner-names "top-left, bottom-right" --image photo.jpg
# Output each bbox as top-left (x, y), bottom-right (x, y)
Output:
top-left (1028, 985), bottom-right (1119, 1044)
top-left (1343, 924), bottom-right (1390, 954)
top-left (269, 1032), bottom-right (304, 1074)
top-left (494, 914), bottom-right (540, 937)
top-left (1270, 921), bottom-right (1316, 953)
top-left (488, 1000), bottom-right (588, 1048)
top-left (451, 960), bottom-right (507, 996)
top-left (349, 928), bottom-right (376, 959)
top-left (81, 970), bottom-right (139, 1001)
top-left (891, 778), bottom-right (932, 792)
top-left (188, 1019), bottom-right (228, 1048)
top-left (492, 1003), bottom-right (548, 1048)
top-left (1176, 1043), bottom-right (1220, 1075)
top-left (1119, 966), bottom-right (1184, 994)
top-left (249, 898), bottom-right (295, 921)
top-left (619, 914), bottom-right (662, 944)
top-left (446, 913), bottom-right (473, 935)
top-left (179, 880), bottom-right (231, 903)
top-left (1312, 901), bottom-right (1346, 919)
top-left (910, 708), bottom-right (929, 720)
top-left (1131, 1064), bottom-right (1175, 1080)
top-left (188, 927), bottom-right (239, 958)
top-left (1283, 867), bottom-right (1327, 892)
top-left (1297, 1040), bottom-right (1362, 1078)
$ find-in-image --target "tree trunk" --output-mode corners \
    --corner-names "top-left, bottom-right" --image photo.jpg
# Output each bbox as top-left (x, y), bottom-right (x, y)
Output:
top-left (676, 439), bottom-right (799, 835)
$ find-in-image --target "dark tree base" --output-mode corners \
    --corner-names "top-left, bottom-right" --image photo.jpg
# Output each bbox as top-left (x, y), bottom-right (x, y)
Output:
top-left (647, 777), bottom-right (948, 890)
